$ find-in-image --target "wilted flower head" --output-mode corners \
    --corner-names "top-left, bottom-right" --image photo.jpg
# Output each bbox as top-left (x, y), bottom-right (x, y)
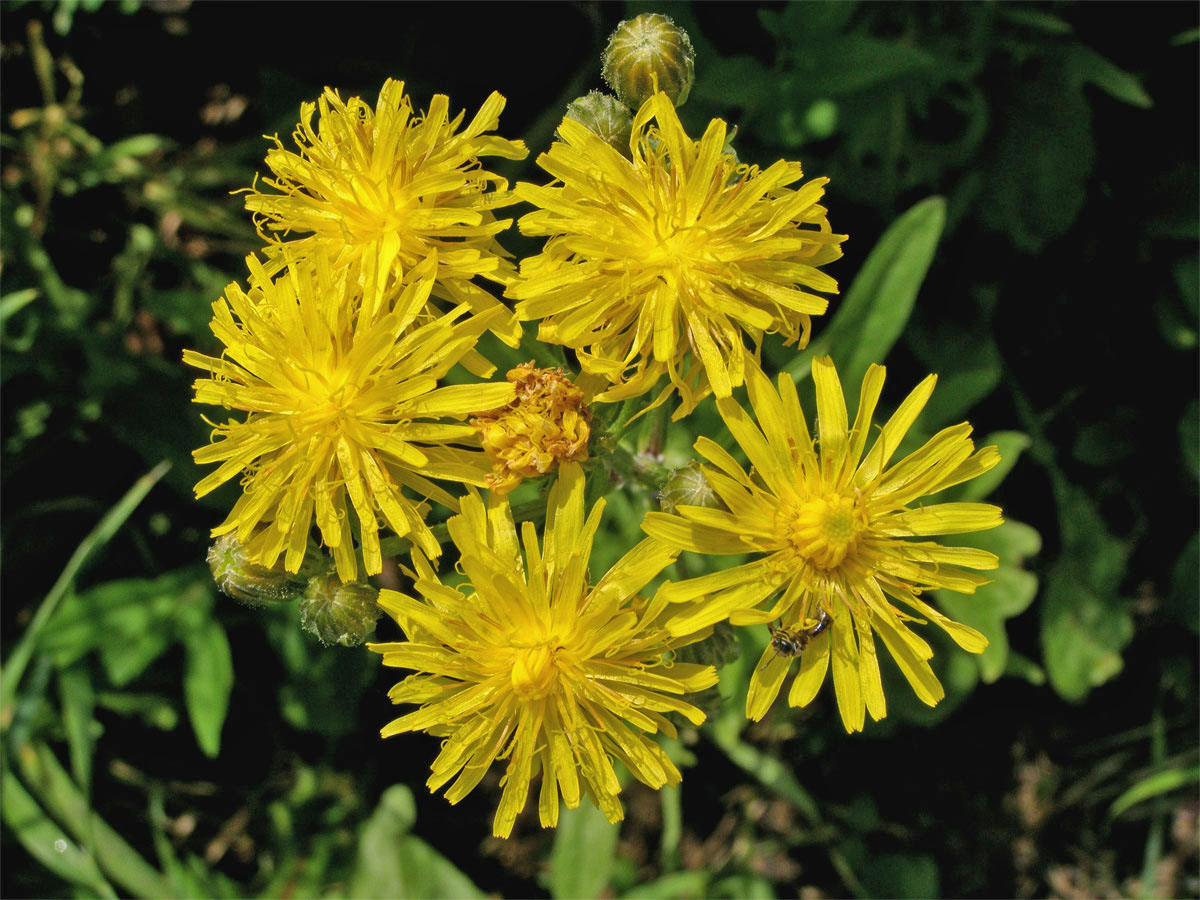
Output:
top-left (508, 92), bottom-right (845, 418)
top-left (471, 363), bottom-right (591, 494)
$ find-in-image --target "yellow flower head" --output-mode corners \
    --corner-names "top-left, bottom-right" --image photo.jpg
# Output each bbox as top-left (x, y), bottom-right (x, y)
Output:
top-left (643, 358), bottom-right (1004, 732)
top-left (508, 92), bottom-right (846, 418)
top-left (369, 462), bottom-right (718, 838)
top-left (244, 79), bottom-right (529, 353)
top-left (471, 362), bottom-right (592, 495)
top-left (184, 251), bottom-right (516, 583)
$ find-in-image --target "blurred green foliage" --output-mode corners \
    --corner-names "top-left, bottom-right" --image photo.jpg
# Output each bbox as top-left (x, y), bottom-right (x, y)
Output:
top-left (2, 2), bottom-right (1196, 899)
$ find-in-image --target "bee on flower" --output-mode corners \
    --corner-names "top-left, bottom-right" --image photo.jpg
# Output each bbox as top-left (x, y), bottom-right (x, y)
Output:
top-left (643, 358), bottom-right (1004, 732)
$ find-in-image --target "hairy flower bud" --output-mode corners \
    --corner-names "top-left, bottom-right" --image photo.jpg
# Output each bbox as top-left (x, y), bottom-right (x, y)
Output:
top-left (602, 13), bottom-right (696, 109)
top-left (560, 91), bottom-right (634, 152)
top-left (659, 460), bottom-right (726, 515)
top-left (299, 574), bottom-right (381, 647)
top-left (471, 363), bottom-right (591, 495)
top-left (207, 534), bottom-right (308, 607)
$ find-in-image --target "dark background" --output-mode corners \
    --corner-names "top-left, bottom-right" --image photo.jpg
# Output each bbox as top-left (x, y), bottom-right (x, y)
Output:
top-left (2, 2), bottom-right (1197, 898)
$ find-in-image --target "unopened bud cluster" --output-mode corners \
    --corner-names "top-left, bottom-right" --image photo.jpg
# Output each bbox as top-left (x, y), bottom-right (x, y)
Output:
top-left (209, 534), bottom-right (379, 646)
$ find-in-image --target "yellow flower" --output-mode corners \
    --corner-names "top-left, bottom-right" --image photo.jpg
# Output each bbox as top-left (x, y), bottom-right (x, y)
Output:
top-left (184, 251), bottom-right (516, 583)
top-left (642, 358), bottom-right (1004, 732)
top-left (369, 462), bottom-right (718, 838)
top-left (507, 92), bottom-right (845, 418)
top-left (471, 362), bottom-right (591, 494)
top-left (244, 78), bottom-right (529, 359)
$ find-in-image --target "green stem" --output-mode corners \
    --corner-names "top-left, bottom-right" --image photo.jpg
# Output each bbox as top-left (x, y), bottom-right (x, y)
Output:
top-left (1, 461), bottom-right (171, 726)
top-left (1138, 686), bottom-right (1169, 899)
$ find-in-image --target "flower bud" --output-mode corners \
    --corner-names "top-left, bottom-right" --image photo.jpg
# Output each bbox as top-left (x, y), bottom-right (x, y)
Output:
top-left (299, 574), bottom-right (381, 647)
top-left (207, 534), bottom-right (306, 607)
top-left (560, 91), bottom-right (633, 153)
top-left (658, 460), bottom-right (725, 514)
top-left (602, 13), bottom-right (696, 109)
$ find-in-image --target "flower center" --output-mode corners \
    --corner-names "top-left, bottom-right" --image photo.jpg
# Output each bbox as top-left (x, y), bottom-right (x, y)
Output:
top-left (781, 493), bottom-right (867, 570)
top-left (510, 644), bottom-right (558, 700)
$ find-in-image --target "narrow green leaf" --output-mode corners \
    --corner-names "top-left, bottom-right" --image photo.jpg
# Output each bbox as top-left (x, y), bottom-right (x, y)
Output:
top-left (707, 714), bottom-right (822, 826)
top-left (998, 7), bottom-right (1073, 34)
top-left (1003, 651), bottom-right (1046, 686)
top-left (183, 618), bottom-right (234, 758)
top-left (622, 871), bottom-right (710, 900)
top-left (57, 664), bottom-right (96, 796)
top-left (94, 692), bottom-right (178, 730)
top-left (711, 873), bottom-right (777, 899)
top-left (1166, 532), bottom-right (1199, 633)
top-left (13, 742), bottom-right (171, 899)
top-left (1, 460), bottom-right (172, 723)
top-left (1110, 767), bottom-right (1200, 819)
top-left (1, 764), bottom-right (115, 897)
top-left (1072, 46), bottom-right (1153, 109)
top-left (784, 197), bottom-right (945, 394)
top-left (348, 785), bottom-right (481, 900)
top-left (547, 801), bottom-right (620, 900)
top-left (0, 287), bottom-right (39, 322)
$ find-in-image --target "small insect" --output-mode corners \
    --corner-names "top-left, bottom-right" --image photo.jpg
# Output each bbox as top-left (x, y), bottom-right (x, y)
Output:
top-left (760, 608), bottom-right (831, 669)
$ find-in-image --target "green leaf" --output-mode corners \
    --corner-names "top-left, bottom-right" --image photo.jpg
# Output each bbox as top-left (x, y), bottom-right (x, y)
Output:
top-left (1, 460), bottom-right (171, 717)
top-left (692, 55), bottom-right (772, 111)
top-left (1041, 558), bottom-right (1134, 702)
top-left (981, 64), bottom-right (1094, 253)
top-left (1166, 532), bottom-right (1199, 633)
top-left (779, 35), bottom-right (937, 98)
top-left (1110, 766), bottom-right (1200, 819)
top-left (1180, 400), bottom-right (1199, 481)
top-left (1070, 46), bottom-right (1153, 109)
top-left (861, 853), bottom-right (940, 900)
top-left (57, 664), bottom-right (96, 796)
top-left (12, 742), bottom-right (170, 899)
top-left (711, 874), bottom-right (777, 899)
top-left (94, 691), bottom-right (178, 730)
top-left (41, 568), bottom-right (212, 685)
top-left (622, 871), bottom-right (710, 900)
top-left (0, 287), bottom-right (39, 323)
top-left (783, 196), bottom-right (945, 392)
top-left (183, 618), bottom-right (234, 758)
top-left (547, 801), bottom-right (621, 900)
top-left (0, 765), bottom-right (115, 898)
top-left (706, 712), bottom-right (822, 826)
top-left (348, 785), bottom-right (482, 900)
top-left (998, 7), bottom-right (1073, 34)
top-left (938, 564), bottom-right (1039, 683)
top-left (1003, 650), bottom-right (1046, 685)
